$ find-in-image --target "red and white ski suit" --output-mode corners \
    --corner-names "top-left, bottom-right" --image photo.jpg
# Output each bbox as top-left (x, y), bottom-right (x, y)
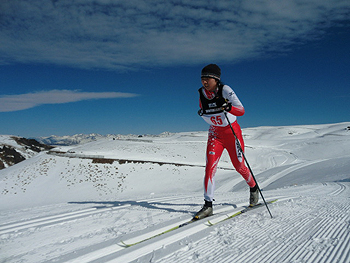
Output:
top-left (199, 85), bottom-right (256, 202)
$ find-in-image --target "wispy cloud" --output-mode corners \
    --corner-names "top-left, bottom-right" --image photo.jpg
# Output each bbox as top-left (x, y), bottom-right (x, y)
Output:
top-left (0, 0), bottom-right (349, 70)
top-left (0, 90), bottom-right (139, 112)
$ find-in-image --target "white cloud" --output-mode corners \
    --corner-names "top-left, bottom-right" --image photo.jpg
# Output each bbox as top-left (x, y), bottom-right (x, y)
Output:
top-left (0, 90), bottom-right (139, 112)
top-left (0, 0), bottom-right (349, 70)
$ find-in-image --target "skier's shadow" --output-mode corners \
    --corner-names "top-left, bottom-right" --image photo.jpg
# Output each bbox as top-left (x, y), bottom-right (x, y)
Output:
top-left (68, 200), bottom-right (196, 214)
top-left (68, 200), bottom-right (236, 215)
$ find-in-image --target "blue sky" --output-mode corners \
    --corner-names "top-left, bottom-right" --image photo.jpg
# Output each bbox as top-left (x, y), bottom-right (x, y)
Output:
top-left (0, 0), bottom-right (349, 138)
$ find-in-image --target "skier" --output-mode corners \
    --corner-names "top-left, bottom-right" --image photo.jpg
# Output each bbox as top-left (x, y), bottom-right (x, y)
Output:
top-left (194, 64), bottom-right (258, 220)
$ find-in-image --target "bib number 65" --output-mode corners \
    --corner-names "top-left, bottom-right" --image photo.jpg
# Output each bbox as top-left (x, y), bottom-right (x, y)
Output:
top-left (210, 116), bottom-right (223, 125)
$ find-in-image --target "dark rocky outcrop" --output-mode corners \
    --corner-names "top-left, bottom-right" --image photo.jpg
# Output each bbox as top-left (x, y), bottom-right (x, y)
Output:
top-left (0, 136), bottom-right (54, 169)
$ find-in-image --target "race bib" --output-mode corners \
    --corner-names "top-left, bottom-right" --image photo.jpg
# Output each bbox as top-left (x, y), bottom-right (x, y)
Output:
top-left (201, 112), bottom-right (237, 127)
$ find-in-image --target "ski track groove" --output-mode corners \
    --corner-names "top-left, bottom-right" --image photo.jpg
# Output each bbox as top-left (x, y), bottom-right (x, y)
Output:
top-left (279, 195), bottom-right (349, 263)
top-left (241, 212), bottom-right (317, 262)
top-left (161, 199), bottom-right (280, 262)
top-left (264, 211), bottom-right (316, 262)
top-left (328, 182), bottom-right (346, 196)
top-left (0, 207), bottom-right (96, 231)
top-left (119, 202), bottom-right (247, 247)
top-left (256, 209), bottom-right (316, 260)
top-left (301, 216), bottom-right (340, 262)
top-left (339, 233), bottom-right (350, 263)
top-left (62, 197), bottom-right (282, 263)
top-left (157, 200), bottom-right (285, 263)
top-left (323, 217), bottom-right (349, 262)
top-left (324, 222), bottom-right (350, 263)
top-left (6, 183), bottom-right (348, 263)
top-left (280, 219), bottom-right (332, 262)
top-left (0, 195), bottom-right (196, 236)
top-left (217, 158), bottom-right (313, 194)
top-left (158, 184), bottom-right (350, 263)
top-left (280, 216), bottom-right (330, 262)
top-left (0, 205), bottom-right (131, 235)
top-left (106, 222), bottom-right (211, 263)
top-left (320, 225), bottom-right (346, 263)
top-left (259, 160), bottom-right (321, 189)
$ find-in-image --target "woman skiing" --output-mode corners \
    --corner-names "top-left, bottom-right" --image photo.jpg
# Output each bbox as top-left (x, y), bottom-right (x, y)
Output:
top-left (194, 64), bottom-right (258, 220)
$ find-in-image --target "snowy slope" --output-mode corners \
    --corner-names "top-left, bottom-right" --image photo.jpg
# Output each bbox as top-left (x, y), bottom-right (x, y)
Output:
top-left (0, 135), bottom-right (52, 169)
top-left (0, 122), bottom-right (349, 263)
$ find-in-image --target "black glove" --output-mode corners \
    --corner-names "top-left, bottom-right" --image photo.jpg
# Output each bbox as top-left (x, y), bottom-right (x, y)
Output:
top-left (198, 109), bottom-right (204, 116)
top-left (222, 102), bottom-right (232, 112)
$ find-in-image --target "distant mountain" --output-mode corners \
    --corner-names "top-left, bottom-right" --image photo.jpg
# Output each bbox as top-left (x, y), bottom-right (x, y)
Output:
top-left (0, 132), bottom-right (176, 169)
top-left (38, 133), bottom-right (114, 146)
top-left (38, 132), bottom-right (174, 146)
top-left (0, 136), bottom-right (53, 169)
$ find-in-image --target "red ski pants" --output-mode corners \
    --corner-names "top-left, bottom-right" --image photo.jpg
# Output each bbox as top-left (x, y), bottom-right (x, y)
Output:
top-left (204, 121), bottom-right (256, 202)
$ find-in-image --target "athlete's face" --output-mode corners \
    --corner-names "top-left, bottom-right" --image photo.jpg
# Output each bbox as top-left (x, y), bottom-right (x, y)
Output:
top-left (201, 77), bottom-right (218, 92)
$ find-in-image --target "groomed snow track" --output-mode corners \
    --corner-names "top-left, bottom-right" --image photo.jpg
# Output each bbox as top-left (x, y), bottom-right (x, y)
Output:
top-left (2, 182), bottom-right (348, 263)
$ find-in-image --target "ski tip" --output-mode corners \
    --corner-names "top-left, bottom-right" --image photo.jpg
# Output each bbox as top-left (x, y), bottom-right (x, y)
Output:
top-left (118, 240), bottom-right (132, 248)
top-left (207, 220), bottom-right (214, 226)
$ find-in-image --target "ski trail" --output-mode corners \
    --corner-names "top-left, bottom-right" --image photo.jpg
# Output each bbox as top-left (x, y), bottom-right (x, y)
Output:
top-left (120, 203), bottom-right (243, 246)
top-left (64, 245), bottom-right (124, 263)
top-left (157, 183), bottom-right (350, 263)
top-left (0, 195), bottom-right (197, 236)
top-left (0, 204), bottom-right (131, 235)
top-left (215, 153), bottom-right (310, 194)
top-left (107, 202), bottom-right (282, 263)
top-left (259, 159), bottom-right (326, 189)
top-left (0, 207), bottom-right (96, 231)
top-left (108, 223), bottom-right (210, 263)
top-left (63, 218), bottom-right (209, 263)
top-left (328, 182), bottom-right (347, 196)
top-left (61, 205), bottom-right (243, 263)
top-left (57, 197), bottom-right (283, 263)
top-left (256, 187), bottom-right (350, 263)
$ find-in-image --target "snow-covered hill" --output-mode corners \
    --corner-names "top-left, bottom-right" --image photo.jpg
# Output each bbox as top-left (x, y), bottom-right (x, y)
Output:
top-left (38, 133), bottom-right (118, 146)
top-left (0, 135), bottom-right (53, 169)
top-left (0, 122), bottom-right (349, 262)
top-left (38, 132), bottom-right (174, 146)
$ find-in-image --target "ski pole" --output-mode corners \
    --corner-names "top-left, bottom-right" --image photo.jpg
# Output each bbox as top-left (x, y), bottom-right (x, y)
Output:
top-left (223, 111), bottom-right (273, 218)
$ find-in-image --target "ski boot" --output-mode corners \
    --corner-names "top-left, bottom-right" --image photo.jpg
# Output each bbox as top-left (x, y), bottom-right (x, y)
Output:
top-left (249, 185), bottom-right (259, 207)
top-left (193, 200), bottom-right (213, 220)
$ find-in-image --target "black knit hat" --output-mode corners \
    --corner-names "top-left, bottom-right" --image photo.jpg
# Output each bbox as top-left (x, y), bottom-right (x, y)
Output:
top-left (201, 64), bottom-right (221, 80)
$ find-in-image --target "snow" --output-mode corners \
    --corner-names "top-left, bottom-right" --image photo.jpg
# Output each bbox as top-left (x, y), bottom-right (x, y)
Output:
top-left (0, 135), bottom-right (40, 164)
top-left (0, 122), bottom-right (349, 263)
